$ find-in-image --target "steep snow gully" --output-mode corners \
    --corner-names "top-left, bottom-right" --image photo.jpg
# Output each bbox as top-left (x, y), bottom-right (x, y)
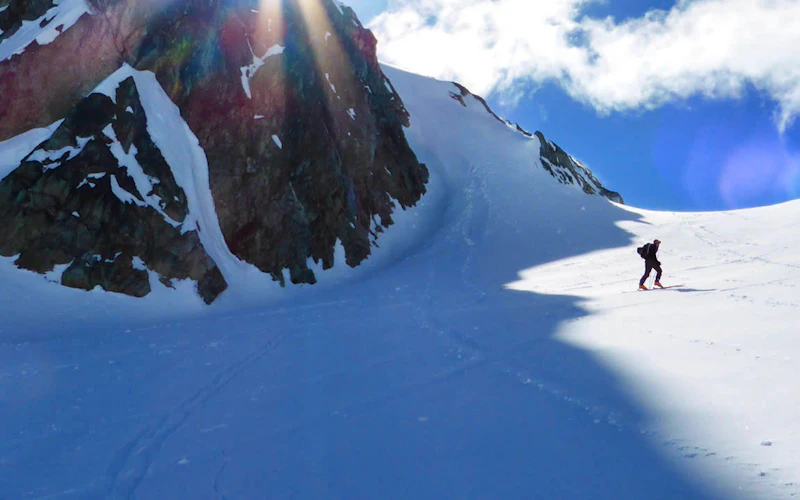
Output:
top-left (1, 66), bottom-right (799, 498)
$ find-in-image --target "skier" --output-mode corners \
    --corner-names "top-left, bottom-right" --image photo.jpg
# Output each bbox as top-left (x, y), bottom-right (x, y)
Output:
top-left (638, 239), bottom-right (663, 290)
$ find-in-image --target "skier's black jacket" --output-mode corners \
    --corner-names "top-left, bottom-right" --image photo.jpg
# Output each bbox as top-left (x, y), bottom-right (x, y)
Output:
top-left (641, 243), bottom-right (660, 264)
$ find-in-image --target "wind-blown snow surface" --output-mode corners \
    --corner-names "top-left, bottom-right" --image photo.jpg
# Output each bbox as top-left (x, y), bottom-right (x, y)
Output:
top-left (1, 65), bottom-right (799, 498)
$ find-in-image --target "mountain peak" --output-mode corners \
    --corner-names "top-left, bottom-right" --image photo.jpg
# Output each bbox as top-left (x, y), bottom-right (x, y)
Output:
top-left (448, 81), bottom-right (623, 204)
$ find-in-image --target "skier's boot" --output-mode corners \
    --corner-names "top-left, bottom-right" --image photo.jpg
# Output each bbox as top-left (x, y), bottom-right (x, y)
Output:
top-left (654, 281), bottom-right (663, 288)
top-left (639, 284), bottom-right (648, 291)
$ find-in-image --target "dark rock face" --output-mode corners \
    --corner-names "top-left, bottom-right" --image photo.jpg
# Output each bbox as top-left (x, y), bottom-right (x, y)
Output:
top-left (0, 0), bottom-right (428, 301)
top-left (0, 76), bottom-right (226, 303)
top-left (131, 0), bottom-right (428, 285)
top-left (449, 82), bottom-right (623, 204)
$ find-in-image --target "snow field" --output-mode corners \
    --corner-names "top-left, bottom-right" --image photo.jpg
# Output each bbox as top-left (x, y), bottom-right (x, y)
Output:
top-left (0, 63), bottom-right (798, 498)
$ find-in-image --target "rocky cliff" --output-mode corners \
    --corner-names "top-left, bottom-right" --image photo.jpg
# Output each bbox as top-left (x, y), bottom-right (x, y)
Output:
top-left (0, 68), bottom-right (227, 302)
top-left (0, 0), bottom-right (429, 302)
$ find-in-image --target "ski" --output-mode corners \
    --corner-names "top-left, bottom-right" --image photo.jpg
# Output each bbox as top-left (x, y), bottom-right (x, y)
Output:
top-left (637, 284), bottom-right (684, 291)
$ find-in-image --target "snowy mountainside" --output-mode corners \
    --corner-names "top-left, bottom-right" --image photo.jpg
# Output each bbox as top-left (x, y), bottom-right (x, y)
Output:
top-left (1, 63), bottom-right (799, 498)
top-left (447, 81), bottom-right (623, 204)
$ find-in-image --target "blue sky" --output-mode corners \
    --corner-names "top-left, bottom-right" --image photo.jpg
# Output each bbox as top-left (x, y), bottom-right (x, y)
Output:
top-left (348, 0), bottom-right (800, 211)
top-left (499, 78), bottom-right (800, 211)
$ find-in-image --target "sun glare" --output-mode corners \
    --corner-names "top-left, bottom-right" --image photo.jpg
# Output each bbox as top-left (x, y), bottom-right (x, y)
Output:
top-left (294, 0), bottom-right (375, 136)
top-left (255, 0), bottom-right (285, 45)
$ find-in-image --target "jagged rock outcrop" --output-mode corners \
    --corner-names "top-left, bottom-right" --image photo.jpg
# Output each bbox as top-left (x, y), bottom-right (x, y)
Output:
top-left (448, 82), bottom-right (623, 204)
top-left (0, 0), bottom-right (429, 301)
top-left (534, 131), bottom-right (624, 203)
top-left (0, 73), bottom-right (227, 302)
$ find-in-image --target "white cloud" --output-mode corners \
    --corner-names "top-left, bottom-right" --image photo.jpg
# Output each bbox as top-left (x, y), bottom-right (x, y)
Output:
top-left (370, 0), bottom-right (800, 131)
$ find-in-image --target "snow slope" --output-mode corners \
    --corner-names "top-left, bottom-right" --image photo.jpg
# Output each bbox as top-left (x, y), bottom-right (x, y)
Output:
top-left (1, 65), bottom-right (799, 498)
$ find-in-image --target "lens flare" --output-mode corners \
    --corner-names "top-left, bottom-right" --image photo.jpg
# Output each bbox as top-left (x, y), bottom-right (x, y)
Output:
top-left (718, 135), bottom-right (800, 208)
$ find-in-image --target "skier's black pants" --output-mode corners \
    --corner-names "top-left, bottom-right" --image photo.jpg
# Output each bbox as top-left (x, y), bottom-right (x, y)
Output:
top-left (640, 261), bottom-right (662, 286)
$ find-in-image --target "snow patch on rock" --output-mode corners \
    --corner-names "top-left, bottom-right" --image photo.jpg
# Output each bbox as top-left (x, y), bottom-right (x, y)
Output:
top-left (0, 0), bottom-right (89, 63)
top-left (240, 44), bottom-right (285, 99)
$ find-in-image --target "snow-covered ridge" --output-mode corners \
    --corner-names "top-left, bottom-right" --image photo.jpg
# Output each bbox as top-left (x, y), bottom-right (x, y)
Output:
top-left (444, 79), bottom-right (622, 201)
top-left (0, 0), bottom-right (90, 63)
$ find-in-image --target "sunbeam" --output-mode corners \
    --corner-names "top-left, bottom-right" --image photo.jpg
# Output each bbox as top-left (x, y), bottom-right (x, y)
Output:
top-left (255, 0), bottom-right (285, 48)
top-left (295, 0), bottom-right (375, 147)
top-left (289, 0), bottom-right (384, 251)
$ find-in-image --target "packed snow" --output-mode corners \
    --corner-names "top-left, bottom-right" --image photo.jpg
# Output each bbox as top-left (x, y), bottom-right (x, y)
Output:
top-left (0, 64), bottom-right (799, 498)
top-left (0, 121), bottom-right (63, 180)
top-left (75, 171), bottom-right (105, 189)
top-left (26, 135), bottom-right (91, 168)
top-left (0, 0), bottom-right (89, 63)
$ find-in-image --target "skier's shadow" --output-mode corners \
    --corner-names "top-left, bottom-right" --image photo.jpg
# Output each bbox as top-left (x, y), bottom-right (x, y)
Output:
top-left (671, 287), bottom-right (717, 293)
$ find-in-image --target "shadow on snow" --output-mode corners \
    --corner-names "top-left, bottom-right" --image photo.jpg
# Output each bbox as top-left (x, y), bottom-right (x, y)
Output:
top-left (0, 179), bottom-right (735, 499)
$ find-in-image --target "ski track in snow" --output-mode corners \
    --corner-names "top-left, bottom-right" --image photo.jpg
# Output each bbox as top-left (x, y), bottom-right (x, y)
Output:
top-left (104, 331), bottom-right (286, 498)
top-left (1, 66), bottom-right (799, 498)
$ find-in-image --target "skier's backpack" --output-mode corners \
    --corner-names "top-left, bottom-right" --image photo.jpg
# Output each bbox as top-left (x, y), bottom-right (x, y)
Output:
top-left (637, 244), bottom-right (649, 259)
